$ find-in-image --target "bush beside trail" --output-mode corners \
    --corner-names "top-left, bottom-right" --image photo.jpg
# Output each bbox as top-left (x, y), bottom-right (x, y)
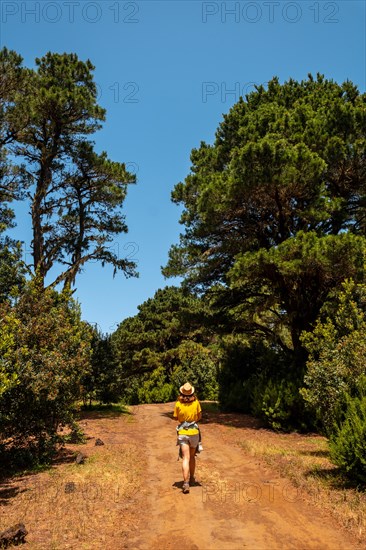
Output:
top-left (0, 279), bottom-right (93, 466)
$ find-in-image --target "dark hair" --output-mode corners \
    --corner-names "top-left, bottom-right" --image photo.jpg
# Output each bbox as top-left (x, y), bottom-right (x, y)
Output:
top-left (178, 394), bottom-right (196, 402)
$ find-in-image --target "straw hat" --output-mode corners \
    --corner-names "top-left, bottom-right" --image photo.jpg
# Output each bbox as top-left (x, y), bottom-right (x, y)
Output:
top-left (179, 382), bottom-right (195, 396)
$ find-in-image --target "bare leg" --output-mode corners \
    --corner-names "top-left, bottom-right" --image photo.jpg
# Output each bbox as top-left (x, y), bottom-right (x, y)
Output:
top-left (181, 443), bottom-right (190, 483)
top-left (189, 446), bottom-right (196, 480)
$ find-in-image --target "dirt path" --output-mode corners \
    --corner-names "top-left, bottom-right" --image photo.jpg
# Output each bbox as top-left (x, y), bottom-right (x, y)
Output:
top-left (1, 403), bottom-right (359, 549)
top-left (128, 403), bottom-right (356, 550)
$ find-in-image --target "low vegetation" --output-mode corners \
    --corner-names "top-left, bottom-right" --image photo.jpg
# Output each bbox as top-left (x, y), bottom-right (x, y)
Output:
top-left (237, 430), bottom-right (366, 541)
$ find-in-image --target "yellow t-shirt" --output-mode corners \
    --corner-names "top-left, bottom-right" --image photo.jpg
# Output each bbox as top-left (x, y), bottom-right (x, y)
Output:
top-left (173, 398), bottom-right (202, 435)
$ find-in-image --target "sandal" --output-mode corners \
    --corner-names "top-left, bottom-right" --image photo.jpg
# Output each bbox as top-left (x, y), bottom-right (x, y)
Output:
top-left (182, 482), bottom-right (190, 494)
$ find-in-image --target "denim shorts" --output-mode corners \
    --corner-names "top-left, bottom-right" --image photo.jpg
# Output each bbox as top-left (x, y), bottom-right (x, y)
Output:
top-left (177, 434), bottom-right (199, 449)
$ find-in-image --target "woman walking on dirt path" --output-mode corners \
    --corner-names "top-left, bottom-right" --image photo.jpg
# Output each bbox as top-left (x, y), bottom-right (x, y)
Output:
top-left (173, 382), bottom-right (202, 494)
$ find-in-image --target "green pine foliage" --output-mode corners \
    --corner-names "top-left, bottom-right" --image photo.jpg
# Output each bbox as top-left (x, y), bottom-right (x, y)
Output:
top-left (170, 341), bottom-right (219, 401)
top-left (0, 48), bottom-right (137, 290)
top-left (111, 287), bottom-right (219, 403)
top-left (163, 74), bottom-right (366, 367)
top-left (81, 330), bottom-right (124, 406)
top-left (217, 336), bottom-right (283, 411)
top-left (162, 75), bottom-right (366, 434)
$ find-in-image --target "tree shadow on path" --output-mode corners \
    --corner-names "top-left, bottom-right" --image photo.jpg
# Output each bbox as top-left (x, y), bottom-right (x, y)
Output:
top-left (304, 465), bottom-right (366, 492)
top-left (159, 404), bottom-right (266, 431)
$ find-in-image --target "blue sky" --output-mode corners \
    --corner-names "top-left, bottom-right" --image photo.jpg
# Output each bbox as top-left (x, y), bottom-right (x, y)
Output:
top-left (1, 0), bottom-right (365, 333)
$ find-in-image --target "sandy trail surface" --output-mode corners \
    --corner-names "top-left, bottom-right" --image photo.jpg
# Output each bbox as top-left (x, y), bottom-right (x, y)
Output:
top-left (1, 403), bottom-right (358, 549)
top-left (128, 403), bottom-right (356, 550)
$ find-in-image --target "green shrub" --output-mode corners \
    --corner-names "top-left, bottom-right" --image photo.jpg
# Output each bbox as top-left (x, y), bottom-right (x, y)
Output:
top-left (301, 280), bottom-right (366, 435)
top-left (251, 376), bottom-right (294, 430)
top-left (0, 279), bottom-right (92, 462)
top-left (170, 341), bottom-right (219, 401)
top-left (218, 379), bottom-right (252, 412)
top-left (329, 389), bottom-right (366, 484)
top-left (137, 367), bottom-right (175, 404)
top-left (217, 336), bottom-right (287, 411)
